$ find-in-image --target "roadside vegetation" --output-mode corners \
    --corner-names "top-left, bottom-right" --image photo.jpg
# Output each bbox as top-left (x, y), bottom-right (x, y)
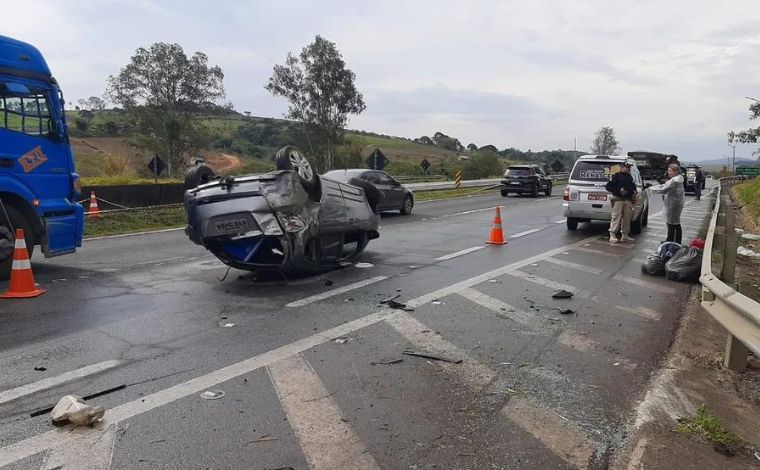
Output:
top-left (84, 206), bottom-right (186, 238)
top-left (675, 404), bottom-right (752, 456)
top-left (735, 177), bottom-right (760, 230)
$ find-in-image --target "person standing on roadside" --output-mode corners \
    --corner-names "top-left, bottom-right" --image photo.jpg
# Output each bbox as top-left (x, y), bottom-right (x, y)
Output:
top-left (694, 167), bottom-right (705, 200)
top-left (648, 164), bottom-right (685, 244)
top-left (605, 162), bottom-right (637, 243)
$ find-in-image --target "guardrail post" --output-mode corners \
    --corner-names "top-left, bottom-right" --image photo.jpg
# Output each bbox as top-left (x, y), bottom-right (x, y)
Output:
top-left (720, 196), bottom-right (738, 284)
top-left (724, 335), bottom-right (749, 371)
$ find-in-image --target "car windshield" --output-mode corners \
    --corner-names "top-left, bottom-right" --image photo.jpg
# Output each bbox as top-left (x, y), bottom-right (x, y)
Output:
top-left (506, 168), bottom-right (531, 177)
top-left (571, 161), bottom-right (625, 181)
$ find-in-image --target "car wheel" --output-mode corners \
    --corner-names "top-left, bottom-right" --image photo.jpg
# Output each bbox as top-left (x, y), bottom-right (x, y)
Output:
top-left (531, 183), bottom-right (539, 198)
top-left (501, 189), bottom-right (509, 197)
top-left (275, 146), bottom-right (317, 189)
top-left (642, 207), bottom-right (649, 227)
top-left (566, 218), bottom-right (578, 230)
top-left (400, 195), bottom-right (414, 215)
top-left (631, 216), bottom-right (642, 235)
top-left (348, 178), bottom-right (381, 215)
top-left (544, 183), bottom-right (552, 197)
top-left (184, 164), bottom-right (216, 190)
top-left (0, 206), bottom-right (35, 281)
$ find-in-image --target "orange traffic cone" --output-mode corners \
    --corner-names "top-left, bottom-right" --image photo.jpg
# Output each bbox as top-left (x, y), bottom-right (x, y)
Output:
top-left (88, 191), bottom-right (100, 218)
top-left (486, 206), bottom-right (508, 245)
top-left (1, 229), bottom-right (46, 298)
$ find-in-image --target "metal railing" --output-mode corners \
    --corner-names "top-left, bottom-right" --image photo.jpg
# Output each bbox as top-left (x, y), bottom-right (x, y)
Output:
top-left (699, 177), bottom-right (760, 371)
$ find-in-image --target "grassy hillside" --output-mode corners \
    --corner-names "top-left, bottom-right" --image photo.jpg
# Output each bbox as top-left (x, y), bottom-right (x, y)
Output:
top-left (65, 109), bottom-right (570, 181)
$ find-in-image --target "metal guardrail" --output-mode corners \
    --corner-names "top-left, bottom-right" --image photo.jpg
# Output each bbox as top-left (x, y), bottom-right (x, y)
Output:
top-left (406, 179), bottom-right (501, 192)
top-left (550, 172), bottom-right (570, 181)
top-left (699, 177), bottom-right (760, 371)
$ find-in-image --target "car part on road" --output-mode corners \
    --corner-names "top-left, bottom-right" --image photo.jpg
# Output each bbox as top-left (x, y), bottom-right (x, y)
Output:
top-left (402, 350), bottom-right (463, 364)
top-left (552, 289), bottom-right (574, 299)
top-left (200, 390), bottom-right (225, 400)
top-left (51, 395), bottom-right (105, 426)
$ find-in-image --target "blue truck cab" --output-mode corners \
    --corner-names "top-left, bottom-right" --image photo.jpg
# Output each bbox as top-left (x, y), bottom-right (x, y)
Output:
top-left (0, 35), bottom-right (83, 280)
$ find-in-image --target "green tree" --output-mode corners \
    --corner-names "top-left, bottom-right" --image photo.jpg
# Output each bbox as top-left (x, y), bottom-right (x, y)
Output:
top-left (107, 43), bottom-right (225, 176)
top-left (728, 100), bottom-right (760, 156)
top-left (591, 126), bottom-right (621, 155)
top-left (266, 35), bottom-right (366, 171)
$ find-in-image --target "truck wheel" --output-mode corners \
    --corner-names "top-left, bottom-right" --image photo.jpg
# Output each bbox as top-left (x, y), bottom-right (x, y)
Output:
top-left (544, 183), bottom-right (552, 197)
top-left (566, 218), bottom-right (579, 230)
top-left (0, 206), bottom-right (35, 281)
top-left (184, 164), bottom-right (216, 190)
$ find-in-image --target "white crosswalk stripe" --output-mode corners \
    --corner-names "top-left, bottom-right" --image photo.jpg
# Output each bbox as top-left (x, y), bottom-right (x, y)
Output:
top-left (507, 270), bottom-right (589, 298)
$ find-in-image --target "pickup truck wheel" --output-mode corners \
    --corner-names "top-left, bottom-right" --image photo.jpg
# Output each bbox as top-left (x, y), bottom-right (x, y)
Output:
top-left (566, 218), bottom-right (579, 230)
top-left (501, 189), bottom-right (509, 197)
top-left (544, 183), bottom-right (552, 197)
top-left (184, 164), bottom-right (216, 190)
top-left (0, 206), bottom-right (35, 281)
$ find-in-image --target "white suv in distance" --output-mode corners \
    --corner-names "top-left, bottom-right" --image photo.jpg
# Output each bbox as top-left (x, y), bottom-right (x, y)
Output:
top-left (562, 155), bottom-right (650, 233)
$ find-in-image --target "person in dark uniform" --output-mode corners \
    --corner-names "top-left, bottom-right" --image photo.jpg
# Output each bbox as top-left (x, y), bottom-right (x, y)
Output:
top-left (605, 162), bottom-right (638, 243)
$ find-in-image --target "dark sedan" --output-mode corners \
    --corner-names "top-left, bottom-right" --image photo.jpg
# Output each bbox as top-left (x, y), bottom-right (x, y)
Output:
top-left (323, 169), bottom-right (415, 215)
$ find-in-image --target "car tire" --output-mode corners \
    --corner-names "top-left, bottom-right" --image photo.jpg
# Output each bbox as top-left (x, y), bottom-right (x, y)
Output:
top-left (566, 218), bottom-right (578, 230)
top-left (0, 206), bottom-right (35, 281)
top-left (501, 189), bottom-right (509, 197)
top-left (641, 207), bottom-right (649, 227)
top-left (348, 178), bottom-right (381, 215)
top-left (274, 146), bottom-right (318, 190)
top-left (184, 164), bottom-right (216, 190)
top-left (400, 195), bottom-right (414, 215)
top-left (544, 183), bottom-right (552, 197)
top-left (631, 216), bottom-right (642, 235)
top-left (531, 183), bottom-right (539, 198)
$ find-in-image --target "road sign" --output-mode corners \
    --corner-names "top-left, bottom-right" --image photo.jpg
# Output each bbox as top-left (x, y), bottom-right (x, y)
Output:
top-left (550, 159), bottom-right (564, 173)
top-left (455, 170), bottom-right (462, 189)
top-left (420, 158), bottom-right (431, 173)
top-left (147, 155), bottom-right (166, 176)
top-left (365, 149), bottom-right (389, 170)
top-left (736, 167), bottom-right (759, 178)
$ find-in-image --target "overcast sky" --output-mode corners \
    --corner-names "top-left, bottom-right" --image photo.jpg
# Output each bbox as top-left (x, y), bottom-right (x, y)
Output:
top-left (6, 0), bottom-right (760, 161)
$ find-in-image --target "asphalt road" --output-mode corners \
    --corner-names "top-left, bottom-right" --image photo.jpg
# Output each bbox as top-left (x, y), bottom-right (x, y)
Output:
top-left (0, 187), bottom-right (715, 469)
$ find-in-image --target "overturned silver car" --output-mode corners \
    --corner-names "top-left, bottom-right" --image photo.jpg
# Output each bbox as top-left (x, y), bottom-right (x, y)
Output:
top-left (183, 147), bottom-right (380, 274)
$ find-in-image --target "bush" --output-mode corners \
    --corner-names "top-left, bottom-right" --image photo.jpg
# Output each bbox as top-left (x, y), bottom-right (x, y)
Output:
top-left (736, 177), bottom-right (760, 227)
top-left (99, 155), bottom-right (136, 178)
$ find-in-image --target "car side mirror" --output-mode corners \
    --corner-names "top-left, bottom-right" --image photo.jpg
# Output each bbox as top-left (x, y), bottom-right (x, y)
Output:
top-left (47, 119), bottom-right (65, 142)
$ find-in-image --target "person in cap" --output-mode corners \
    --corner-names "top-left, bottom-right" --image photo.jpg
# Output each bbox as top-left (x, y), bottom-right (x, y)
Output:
top-left (605, 162), bottom-right (638, 243)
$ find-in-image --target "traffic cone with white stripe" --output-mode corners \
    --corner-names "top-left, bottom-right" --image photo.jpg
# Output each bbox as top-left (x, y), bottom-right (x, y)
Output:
top-left (486, 206), bottom-right (508, 245)
top-left (88, 191), bottom-right (100, 218)
top-left (1, 229), bottom-right (46, 298)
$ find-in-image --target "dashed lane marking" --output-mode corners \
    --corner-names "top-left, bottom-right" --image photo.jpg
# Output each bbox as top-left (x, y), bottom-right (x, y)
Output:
top-left (457, 287), bottom-right (538, 329)
top-left (555, 219), bottom-right (566, 224)
top-left (434, 245), bottom-right (485, 261)
top-left (385, 312), bottom-right (496, 388)
top-left (507, 270), bottom-right (589, 298)
top-left (0, 360), bottom-right (123, 405)
top-left (286, 276), bottom-right (389, 307)
top-left (268, 354), bottom-right (380, 470)
top-left (502, 397), bottom-right (596, 469)
top-left (626, 437), bottom-right (649, 470)
top-left (613, 275), bottom-right (677, 295)
top-left (543, 257), bottom-right (603, 275)
top-left (510, 228), bottom-right (542, 238)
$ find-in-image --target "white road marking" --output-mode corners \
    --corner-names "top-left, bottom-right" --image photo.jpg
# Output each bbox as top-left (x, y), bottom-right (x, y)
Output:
top-left (613, 275), bottom-right (677, 294)
top-left (543, 257), bottom-right (603, 275)
top-left (557, 330), bottom-right (598, 351)
top-left (592, 239), bottom-right (634, 249)
top-left (268, 354), bottom-right (380, 470)
top-left (434, 245), bottom-right (485, 261)
top-left (0, 235), bottom-right (600, 466)
top-left (0, 360), bottom-right (122, 405)
top-left (507, 270), bottom-right (589, 298)
top-left (385, 312), bottom-right (496, 387)
top-left (590, 297), bottom-right (663, 321)
top-left (555, 219), bottom-right (566, 224)
top-left (286, 276), bottom-right (388, 307)
top-left (502, 398), bottom-right (595, 469)
top-left (41, 424), bottom-right (117, 470)
top-left (441, 206), bottom-right (496, 218)
top-left (572, 246), bottom-right (619, 258)
top-left (457, 287), bottom-right (537, 329)
top-left (510, 228), bottom-right (542, 238)
top-left (626, 437), bottom-right (649, 470)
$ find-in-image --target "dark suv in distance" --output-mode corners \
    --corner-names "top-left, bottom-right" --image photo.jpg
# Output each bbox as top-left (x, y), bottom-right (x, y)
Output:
top-left (500, 164), bottom-right (553, 197)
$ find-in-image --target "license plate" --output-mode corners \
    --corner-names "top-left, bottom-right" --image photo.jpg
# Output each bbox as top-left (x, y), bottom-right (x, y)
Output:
top-left (215, 218), bottom-right (249, 233)
top-left (588, 193), bottom-right (607, 201)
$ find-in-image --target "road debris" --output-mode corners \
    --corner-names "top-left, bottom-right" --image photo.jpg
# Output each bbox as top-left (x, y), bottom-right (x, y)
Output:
top-left (50, 395), bottom-right (105, 426)
top-left (246, 434), bottom-right (279, 444)
top-left (380, 294), bottom-right (414, 311)
top-left (432, 300), bottom-right (443, 305)
top-left (741, 233), bottom-right (760, 241)
top-left (355, 262), bottom-right (374, 268)
top-left (738, 246), bottom-right (760, 258)
top-left (558, 308), bottom-right (575, 315)
top-left (333, 337), bottom-right (351, 344)
top-left (218, 321), bottom-right (236, 328)
top-left (34, 366), bottom-right (47, 371)
top-left (324, 279), bottom-right (334, 286)
top-left (402, 350), bottom-right (462, 364)
top-left (552, 289), bottom-right (574, 299)
top-left (200, 390), bottom-right (225, 400)
top-left (371, 358), bottom-right (403, 365)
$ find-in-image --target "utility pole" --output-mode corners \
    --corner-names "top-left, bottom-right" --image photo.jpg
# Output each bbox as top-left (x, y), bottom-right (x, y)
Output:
top-left (729, 144), bottom-right (736, 175)
top-left (574, 138), bottom-right (577, 152)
